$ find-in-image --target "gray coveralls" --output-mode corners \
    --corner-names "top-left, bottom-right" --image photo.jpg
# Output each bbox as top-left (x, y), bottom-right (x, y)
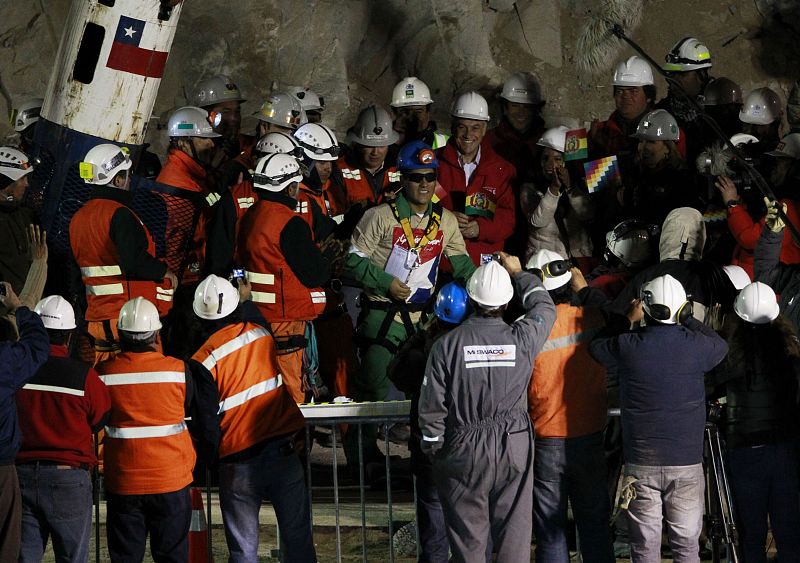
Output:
top-left (418, 271), bottom-right (556, 563)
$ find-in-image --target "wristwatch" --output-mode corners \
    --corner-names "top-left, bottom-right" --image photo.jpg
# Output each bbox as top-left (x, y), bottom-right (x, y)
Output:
top-left (726, 199), bottom-right (739, 209)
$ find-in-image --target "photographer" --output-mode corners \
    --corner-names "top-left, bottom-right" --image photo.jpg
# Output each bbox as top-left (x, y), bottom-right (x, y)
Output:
top-left (590, 274), bottom-right (728, 562)
top-left (710, 282), bottom-right (800, 562)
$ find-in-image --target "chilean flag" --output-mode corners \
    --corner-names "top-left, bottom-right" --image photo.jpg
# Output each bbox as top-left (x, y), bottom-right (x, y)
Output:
top-left (106, 16), bottom-right (169, 78)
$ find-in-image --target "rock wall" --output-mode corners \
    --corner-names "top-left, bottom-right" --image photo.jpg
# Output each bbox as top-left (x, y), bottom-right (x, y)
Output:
top-left (1, 0), bottom-right (799, 156)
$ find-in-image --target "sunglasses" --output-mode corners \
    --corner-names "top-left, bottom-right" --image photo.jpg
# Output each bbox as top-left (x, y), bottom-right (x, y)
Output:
top-left (405, 172), bottom-right (436, 183)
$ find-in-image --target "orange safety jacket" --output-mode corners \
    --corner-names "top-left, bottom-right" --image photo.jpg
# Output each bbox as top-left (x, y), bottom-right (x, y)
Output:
top-left (337, 155), bottom-right (401, 207)
top-left (237, 199), bottom-right (326, 322)
top-left (96, 351), bottom-right (195, 495)
top-left (191, 322), bottom-right (305, 458)
top-left (230, 179), bottom-right (258, 226)
top-left (528, 303), bottom-right (607, 439)
top-left (70, 199), bottom-right (173, 321)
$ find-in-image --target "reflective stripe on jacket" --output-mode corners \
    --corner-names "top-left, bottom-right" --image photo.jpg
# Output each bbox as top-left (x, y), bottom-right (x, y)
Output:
top-left (96, 351), bottom-right (195, 495)
top-left (191, 322), bottom-right (305, 458)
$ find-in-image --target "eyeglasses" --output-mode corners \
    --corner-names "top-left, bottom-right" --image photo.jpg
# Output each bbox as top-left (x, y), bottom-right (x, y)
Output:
top-left (405, 172), bottom-right (436, 183)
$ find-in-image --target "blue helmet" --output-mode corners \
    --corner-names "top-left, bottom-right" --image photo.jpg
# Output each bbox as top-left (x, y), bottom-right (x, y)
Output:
top-left (434, 282), bottom-right (470, 324)
top-left (397, 140), bottom-right (438, 171)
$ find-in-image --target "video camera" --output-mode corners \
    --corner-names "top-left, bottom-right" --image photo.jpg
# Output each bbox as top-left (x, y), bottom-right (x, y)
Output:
top-left (697, 140), bottom-right (764, 192)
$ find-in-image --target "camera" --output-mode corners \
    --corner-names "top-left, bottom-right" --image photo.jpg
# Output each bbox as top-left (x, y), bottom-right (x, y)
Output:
top-left (230, 268), bottom-right (245, 280)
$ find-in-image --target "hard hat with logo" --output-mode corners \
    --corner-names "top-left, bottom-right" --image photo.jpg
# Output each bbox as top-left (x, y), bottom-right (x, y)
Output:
top-left (739, 87), bottom-right (782, 125)
top-left (526, 249), bottom-right (572, 290)
top-left (434, 282), bottom-right (470, 324)
top-left (192, 74), bottom-right (246, 108)
top-left (605, 220), bottom-right (660, 268)
top-left (168, 106), bottom-right (222, 138)
top-left (701, 77), bottom-right (743, 106)
top-left (397, 140), bottom-right (438, 171)
top-left (118, 297), bottom-right (162, 332)
top-left (79, 144), bottom-right (131, 185)
top-left (193, 274), bottom-right (240, 320)
top-left (612, 56), bottom-right (655, 87)
top-left (347, 105), bottom-right (399, 147)
top-left (0, 147), bottom-right (35, 182)
top-left (391, 77), bottom-right (434, 108)
top-left (722, 264), bottom-right (751, 291)
top-left (11, 98), bottom-right (44, 132)
top-left (663, 37), bottom-right (712, 72)
top-left (294, 123), bottom-right (340, 161)
top-left (500, 72), bottom-right (544, 105)
top-left (257, 93), bottom-right (308, 129)
top-left (34, 295), bottom-right (76, 330)
top-left (254, 131), bottom-right (304, 158)
top-left (287, 86), bottom-right (324, 112)
top-left (252, 153), bottom-right (303, 192)
top-left (766, 133), bottom-right (800, 159)
top-left (632, 109), bottom-right (680, 141)
top-left (467, 260), bottom-right (514, 307)
top-left (641, 274), bottom-right (688, 324)
top-left (536, 126), bottom-right (570, 153)
top-left (451, 91), bottom-right (490, 122)
top-left (734, 281), bottom-right (780, 324)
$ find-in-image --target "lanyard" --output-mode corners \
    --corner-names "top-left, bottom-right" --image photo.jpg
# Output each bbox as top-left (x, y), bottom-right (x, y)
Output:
top-left (390, 202), bottom-right (441, 253)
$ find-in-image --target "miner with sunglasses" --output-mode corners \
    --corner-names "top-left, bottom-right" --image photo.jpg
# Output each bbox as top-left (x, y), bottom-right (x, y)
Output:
top-left (343, 140), bottom-right (475, 468)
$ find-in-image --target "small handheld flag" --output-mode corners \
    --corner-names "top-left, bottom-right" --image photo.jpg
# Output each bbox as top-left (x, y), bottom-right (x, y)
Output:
top-left (563, 128), bottom-right (588, 161)
top-left (584, 156), bottom-right (619, 193)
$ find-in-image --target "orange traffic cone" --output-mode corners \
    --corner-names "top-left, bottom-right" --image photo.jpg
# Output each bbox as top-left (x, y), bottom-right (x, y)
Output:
top-left (189, 487), bottom-right (213, 563)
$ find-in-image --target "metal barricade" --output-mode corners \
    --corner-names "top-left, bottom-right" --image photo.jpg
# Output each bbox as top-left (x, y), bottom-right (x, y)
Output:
top-left (300, 400), bottom-right (413, 563)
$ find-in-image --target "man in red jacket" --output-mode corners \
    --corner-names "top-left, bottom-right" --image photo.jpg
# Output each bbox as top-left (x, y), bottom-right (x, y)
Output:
top-left (435, 91), bottom-right (516, 266)
top-left (16, 296), bottom-right (110, 563)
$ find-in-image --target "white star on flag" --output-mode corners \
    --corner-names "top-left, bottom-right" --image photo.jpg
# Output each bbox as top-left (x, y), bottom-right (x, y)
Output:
top-left (124, 26), bottom-right (137, 38)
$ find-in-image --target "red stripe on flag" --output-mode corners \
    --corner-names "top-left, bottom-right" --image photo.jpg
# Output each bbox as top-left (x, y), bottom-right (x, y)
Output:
top-left (106, 41), bottom-right (168, 79)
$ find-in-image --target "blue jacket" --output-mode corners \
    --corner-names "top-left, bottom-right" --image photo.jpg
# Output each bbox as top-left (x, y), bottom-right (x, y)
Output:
top-left (0, 307), bottom-right (49, 464)
top-left (590, 316), bottom-right (727, 466)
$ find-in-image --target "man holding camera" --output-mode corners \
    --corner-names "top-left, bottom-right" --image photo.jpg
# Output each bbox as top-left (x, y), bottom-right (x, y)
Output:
top-left (590, 274), bottom-right (728, 562)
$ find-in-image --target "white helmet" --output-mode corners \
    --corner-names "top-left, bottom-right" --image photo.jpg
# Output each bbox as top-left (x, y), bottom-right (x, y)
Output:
top-left (193, 274), bottom-right (240, 320)
top-left (663, 37), bottom-right (712, 72)
top-left (467, 260), bottom-right (514, 307)
top-left (118, 297), bottom-right (162, 332)
top-left (451, 91), bottom-right (490, 122)
top-left (766, 133), bottom-right (800, 159)
top-left (168, 106), bottom-right (222, 138)
top-left (500, 72), bottom-right (543, 104)
top-left (294, 122), bottom-right (341, 161)
top-left (254, 132), bottom-right (303, 158)
top-left (641, 274), bottom-right (688, 325)
top-left (632, 109), bottom-right (680, 141)
top-left (79, 144), bottom-right (131, 185)
top-left (525, 249), bottom-right (572, 290)
top-left (12, 98), bottom-right (44, 132)
top-left (391, 77), bottom-right (434, 108)
top-left (347, 105), bottom-right (399, 147)
top-left (256, 93), bottom-right (308, 129)
top-left (34, 295), bottom-right (76, 330)
top-left (739, 87), bottom-right (782, 125)
top-left (192, 74), bottom-right (246, 107)
top-left (730, 133), bottom-right (760, 147)
top-left (722, 264), bottom-right (751, 291)
top-left (734, 281), bottom-right (780, 324)
top-left (0, 147), bottom-right (35, 182)
top-left (612, 56), bottom-right (655, 87)
top-left (605, 220), bottom-right (659, 268)
top-left (252, 153), bottom-right (303, 192)
top-left (536, 126), bottom-right (569, 153)
top-left (286, 86), bottom-right (324, 112)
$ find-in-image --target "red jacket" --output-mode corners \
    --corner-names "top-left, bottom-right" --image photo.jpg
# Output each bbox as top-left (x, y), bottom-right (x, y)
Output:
top-left (435, 140), bottom-right (516, 264)
top-left (336, 155), bottom-right (401, 207)
top-left (727, 200), bottom-right (800, 278)
top-left (157, 149), bottom-right (214, 281)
